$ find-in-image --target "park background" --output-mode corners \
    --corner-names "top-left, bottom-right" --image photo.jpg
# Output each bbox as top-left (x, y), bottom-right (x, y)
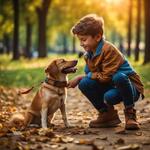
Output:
top-left (0, 0), bottom-right (150, 149)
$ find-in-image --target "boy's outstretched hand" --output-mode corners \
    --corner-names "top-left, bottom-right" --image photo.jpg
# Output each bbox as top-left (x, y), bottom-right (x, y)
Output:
top-left (67, 75), bottom-right (84, 88)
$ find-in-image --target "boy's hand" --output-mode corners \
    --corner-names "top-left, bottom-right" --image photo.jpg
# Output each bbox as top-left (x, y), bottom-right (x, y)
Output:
top-left (67, 75), bottom-right (84, 88)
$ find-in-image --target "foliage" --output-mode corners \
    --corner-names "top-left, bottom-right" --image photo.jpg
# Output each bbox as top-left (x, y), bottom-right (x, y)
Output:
top-left (47, 0), bottom-right (130, 48)
top-left (0, 0), bottom-right (13, 39)
top-left (0, 0), bottom-right (146, 57)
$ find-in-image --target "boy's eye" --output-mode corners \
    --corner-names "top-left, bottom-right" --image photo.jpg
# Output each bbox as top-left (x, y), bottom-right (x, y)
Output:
top-left (81, 38), bottom-right (86, 41)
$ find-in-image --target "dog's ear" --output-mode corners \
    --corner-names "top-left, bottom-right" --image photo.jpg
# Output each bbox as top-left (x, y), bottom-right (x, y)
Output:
top-left (45, 61), bottom-right (59, 78)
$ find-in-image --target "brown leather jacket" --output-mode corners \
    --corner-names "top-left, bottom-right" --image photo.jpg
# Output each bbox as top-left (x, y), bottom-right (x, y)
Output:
top-left (84, 40), bottom-right (144, 96)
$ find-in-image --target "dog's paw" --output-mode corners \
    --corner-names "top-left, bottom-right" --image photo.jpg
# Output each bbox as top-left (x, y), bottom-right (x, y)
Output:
top-left (48, 123), bottom-right (55, 128)
top-left (65, 123), bottom-right (72, 128)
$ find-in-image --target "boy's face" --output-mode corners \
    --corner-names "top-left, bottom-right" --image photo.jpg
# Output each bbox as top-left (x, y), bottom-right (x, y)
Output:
top-left (77, 34), bottom-right (102, 52)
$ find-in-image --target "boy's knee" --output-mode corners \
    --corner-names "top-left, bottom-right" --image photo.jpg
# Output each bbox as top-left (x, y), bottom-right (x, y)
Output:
top-left (104, 91), bottom-right (121, 105)
top-left (104, 92), bottom-right (113, 105)
top-left (112, 72), bottom-right (128, 85)
top-left (78, 79), bottom-right (85, 91)
top-left (78, 77), bottom-right (96, 92)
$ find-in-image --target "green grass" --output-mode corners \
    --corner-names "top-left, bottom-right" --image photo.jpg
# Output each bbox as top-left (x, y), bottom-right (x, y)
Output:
top-left (127, 56), bottom-right (150, 89)
top-left (0, 54), bottom-right (150, 95)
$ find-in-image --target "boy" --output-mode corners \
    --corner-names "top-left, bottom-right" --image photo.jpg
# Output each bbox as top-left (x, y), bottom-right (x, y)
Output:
top-left (68, 14), bottom-right (144, 130)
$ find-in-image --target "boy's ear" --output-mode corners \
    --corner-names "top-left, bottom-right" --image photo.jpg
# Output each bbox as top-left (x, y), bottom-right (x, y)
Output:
top-left (95, 33), bottom-right (102, 42)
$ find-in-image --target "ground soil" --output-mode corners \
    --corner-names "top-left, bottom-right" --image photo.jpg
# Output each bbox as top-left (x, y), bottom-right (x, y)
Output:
top-left (0, 87), bottom-right (150, 150)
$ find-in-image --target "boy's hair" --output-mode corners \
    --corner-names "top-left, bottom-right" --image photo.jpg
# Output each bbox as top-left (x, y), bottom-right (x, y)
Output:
top-left (71, 14), bottom-right (104, 37)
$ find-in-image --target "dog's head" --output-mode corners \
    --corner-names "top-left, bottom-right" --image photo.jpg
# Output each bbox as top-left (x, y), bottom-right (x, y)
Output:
top-left (45, 59), bottom-right (78, 79)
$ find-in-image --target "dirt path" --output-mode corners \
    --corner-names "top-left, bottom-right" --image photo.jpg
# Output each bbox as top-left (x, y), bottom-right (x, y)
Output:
top-left (0, 87), bottom-right (150, 150)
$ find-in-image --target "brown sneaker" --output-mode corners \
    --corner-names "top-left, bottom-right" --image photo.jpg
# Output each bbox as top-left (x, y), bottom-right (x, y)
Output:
top-left (124, 108), bottom-right (140, 130)
top-left (89, 106), bottom-right (121, 128)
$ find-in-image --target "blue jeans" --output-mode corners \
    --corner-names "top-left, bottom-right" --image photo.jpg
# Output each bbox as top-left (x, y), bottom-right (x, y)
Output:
top-left (78, 72), bottom-right (140, 111)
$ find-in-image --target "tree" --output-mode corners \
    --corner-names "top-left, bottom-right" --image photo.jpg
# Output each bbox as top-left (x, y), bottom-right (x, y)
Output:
top-left (12, 0), bottom-right (20, 60)
top-left (62, 32), bottom-right (68, 54)
top-left (25, 20), bottom-right (32, 58)
top-left (3, 34), bottom-right (11, 54)
top-left (72, 36), bottom-right (76, 54)
top-left (143, 0), bottom-right (150, 64)
top-left (134, 0), bottom-right (141, 61)
top-left (36, 0), bottom-right (51, 58)
top-left (20, 0), bottom-right (40, 58)
top-left (0, 0), bottom-right (13, 54)
top-left (127, 0), bottom-right (133, 57)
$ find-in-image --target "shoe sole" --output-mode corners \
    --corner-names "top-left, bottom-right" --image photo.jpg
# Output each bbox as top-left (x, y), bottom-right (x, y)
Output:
top-left (89, 119), bottom-right (121, 128)
top-left (125, 124), bottom-right (140, 130)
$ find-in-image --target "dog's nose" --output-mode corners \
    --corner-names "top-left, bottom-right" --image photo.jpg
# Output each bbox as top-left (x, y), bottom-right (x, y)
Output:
top-left (74, 60), bottom-right (78, 65)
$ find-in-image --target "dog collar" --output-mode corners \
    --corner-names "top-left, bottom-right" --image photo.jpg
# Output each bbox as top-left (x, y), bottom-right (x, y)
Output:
top-left (45, 77), bottom-right (68, 88)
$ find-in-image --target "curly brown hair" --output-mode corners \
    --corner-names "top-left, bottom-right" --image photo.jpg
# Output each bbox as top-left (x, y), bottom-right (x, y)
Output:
top-left (71, 14), bottom-right (104, 37)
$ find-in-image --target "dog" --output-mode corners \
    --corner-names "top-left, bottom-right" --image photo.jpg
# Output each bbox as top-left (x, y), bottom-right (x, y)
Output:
top-left (9, 59), bottom-right (78, 129)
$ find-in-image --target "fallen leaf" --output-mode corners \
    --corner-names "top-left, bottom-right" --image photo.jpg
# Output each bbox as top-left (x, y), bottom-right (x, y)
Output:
top-left (115, 138), bottom-right (125, 144)
top-left (135, 131), bottom-right (142, 136)
top-left (51, 144), bottom-right (59, 148)
top-left (36, 136), bottom-right (49, 142)
top-left (92, 145), bottom-right (104, 150)
top-left (60, 136), bottom-right (74, 143)
top-left (115, 127), bottom-right (126, 134)
top-left (38, 128), bottom-right (54, 138)
top-left (0, 123), bottom-right (3, 129)
top-left (75, 139), bottom-right (94, 145)
top-left (142, 141), bottom-right (150, 145)
top-left (118, 144), bottom-right (141, 150)
top-left (99, 136), bottom-right (108, 140)
top-left (0, 126), bottom-right (9, 137)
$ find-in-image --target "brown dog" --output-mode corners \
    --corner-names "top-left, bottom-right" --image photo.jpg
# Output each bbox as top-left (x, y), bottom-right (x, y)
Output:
top-left (9, 59), bottom-right (78, 129)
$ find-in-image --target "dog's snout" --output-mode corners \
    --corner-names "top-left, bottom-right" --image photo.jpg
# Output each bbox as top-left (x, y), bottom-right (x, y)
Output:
top-left (74, 60), bottom-right (78, 65)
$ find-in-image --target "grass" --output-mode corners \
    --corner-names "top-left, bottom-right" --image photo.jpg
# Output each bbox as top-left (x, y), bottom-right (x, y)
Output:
top-left (127, 56), bottom-right (150, 89)
top-left (0, 54), bottom-right (150, 96)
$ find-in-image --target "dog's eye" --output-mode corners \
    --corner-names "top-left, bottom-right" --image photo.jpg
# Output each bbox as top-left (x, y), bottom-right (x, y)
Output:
top-left (57, 59), bottom-right (65, 65)
top-left (61, 59), bottom-right (65, 63)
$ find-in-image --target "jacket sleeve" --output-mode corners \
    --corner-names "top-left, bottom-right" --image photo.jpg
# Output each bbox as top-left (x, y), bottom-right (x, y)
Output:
top-left (91, 46), bottom-right (124, 82)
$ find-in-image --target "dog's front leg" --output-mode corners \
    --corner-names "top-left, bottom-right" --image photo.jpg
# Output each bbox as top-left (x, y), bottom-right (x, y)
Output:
top-left (41, 107), bottom-right (48, 128)
top-left (60, 102), bottom-right (70, 128)
top-left (48, 113), bottom-right (55, 127)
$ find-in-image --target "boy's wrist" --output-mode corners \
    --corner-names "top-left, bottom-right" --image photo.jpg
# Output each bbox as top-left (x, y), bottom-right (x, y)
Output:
top-left (77, 75), bottom-right (84, 81)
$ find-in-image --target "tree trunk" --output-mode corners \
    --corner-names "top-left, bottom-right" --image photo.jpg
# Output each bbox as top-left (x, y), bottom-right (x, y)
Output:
top-left (111, 30), bottom-right (117, 45)
top-left (37, 0), bottom-right (51, 58)
top-left (62, 34), bottom-right (68, 54)
top-left (25, 21), bottom-right (32, 58)
top-left (135, 0), bottom-right (141, 61)
top-left (4, 34), bottom-right (11, 54)
top-left (119, 35), bottom-right (125, 54)
top-left (143, 0), bottom-right (150, 64)
top-left (12, 0), bottom-right (20, 60)
top-left (72, 36), bottom-right (76, 53)
top-left (127, 0), bottom-right (133, 57)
